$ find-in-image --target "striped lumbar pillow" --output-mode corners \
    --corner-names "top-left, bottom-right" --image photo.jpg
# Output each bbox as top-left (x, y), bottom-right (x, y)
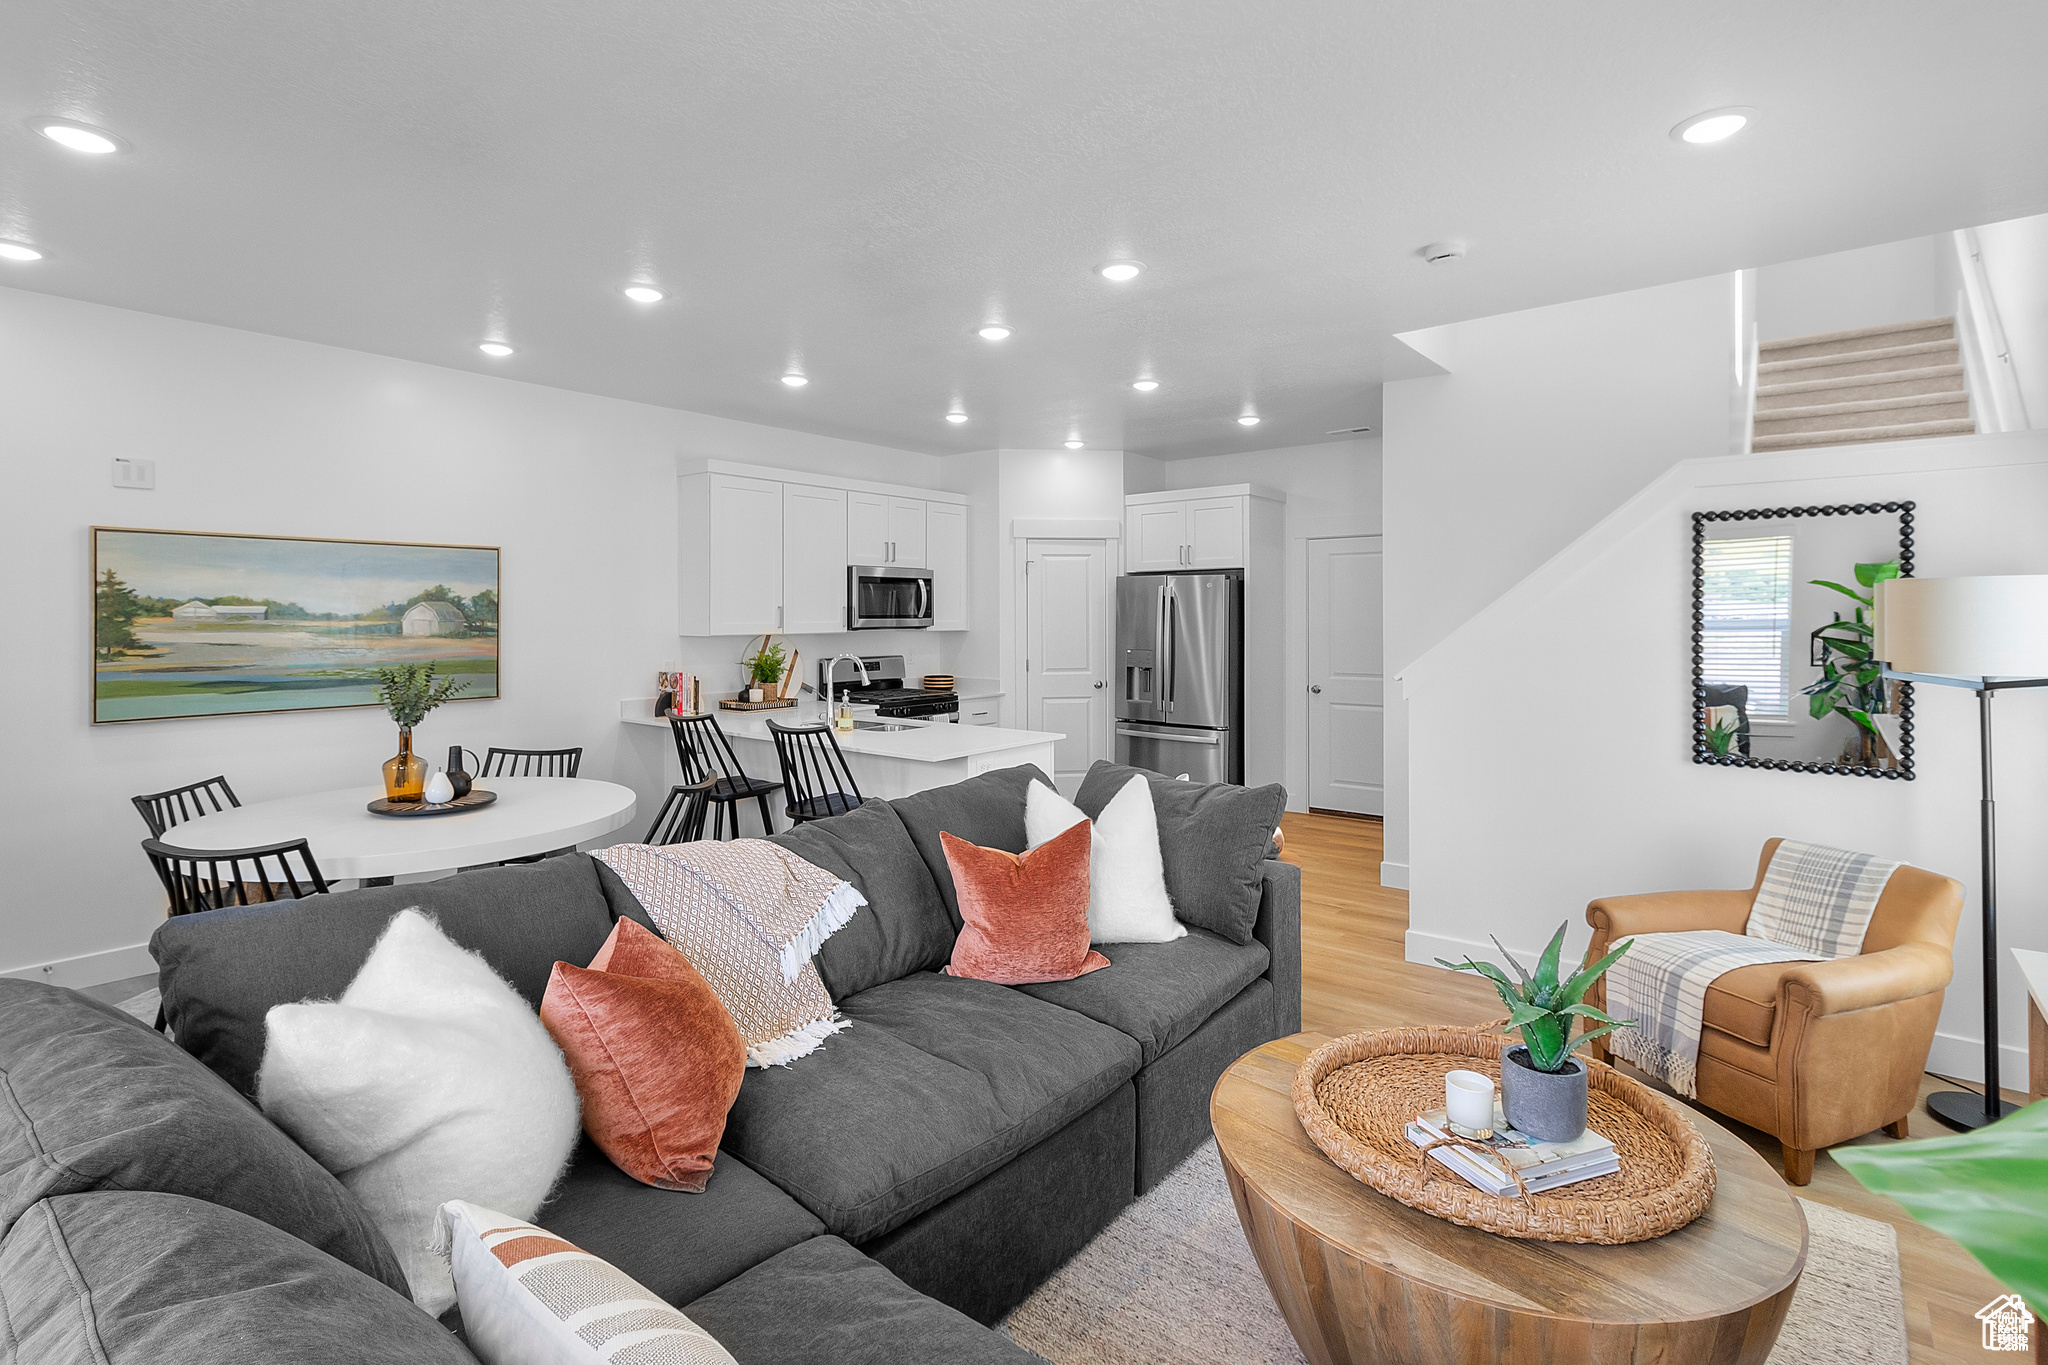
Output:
top-left (435, 1201), bottom-right (736, 1365)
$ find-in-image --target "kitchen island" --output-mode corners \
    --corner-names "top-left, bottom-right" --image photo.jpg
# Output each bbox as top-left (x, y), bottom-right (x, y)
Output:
top-left (619, 699), bottom-right (1060, 805)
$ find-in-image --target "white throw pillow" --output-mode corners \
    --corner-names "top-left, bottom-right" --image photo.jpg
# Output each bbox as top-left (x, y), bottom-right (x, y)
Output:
top-left (435, 1200), bottom-right (738, 1365)
top-left (1026, 776), bottom-right (1185, 944)
top-left (257, 909), bottom-right (580, 1315)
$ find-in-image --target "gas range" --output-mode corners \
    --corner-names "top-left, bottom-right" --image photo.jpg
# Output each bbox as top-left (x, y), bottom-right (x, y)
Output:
top-left (819, 655), bottom-right (960, 720)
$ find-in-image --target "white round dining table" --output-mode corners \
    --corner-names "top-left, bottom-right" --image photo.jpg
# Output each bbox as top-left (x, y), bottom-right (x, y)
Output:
top-left (162, 777), bottom-right (638, 883)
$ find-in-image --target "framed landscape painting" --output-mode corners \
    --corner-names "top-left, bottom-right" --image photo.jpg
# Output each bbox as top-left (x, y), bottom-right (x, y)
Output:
top-left (92, 527), bottom-right (500, 723)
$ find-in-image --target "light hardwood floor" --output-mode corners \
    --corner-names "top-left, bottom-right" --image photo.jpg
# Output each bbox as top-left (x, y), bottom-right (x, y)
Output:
top-left (1279, 810), bottom-right (2018, 1365)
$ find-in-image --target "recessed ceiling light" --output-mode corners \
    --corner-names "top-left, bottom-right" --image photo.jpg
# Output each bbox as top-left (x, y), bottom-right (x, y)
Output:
top-left (1672, 107), bottom-right (1754, 144)
top-left (1097, 261), bottom-right (1143, 283)
top-left (477, 341), bottom-right (513, 357)
top-left (1064, 440), bottom-right (1084, 449)
top-left (977, 325), bottom-right (1011, 341)
top-left (30, 118), bottom-right (125, 155)
top-left (946, 412), bottom-right (968, 424)
top-left (622, 284), bottom-right (664, 304)
top-left (0, 240), bottom-right (45, 263)
top-left (1131, 379), bottom-right (1160, 392)
top-left (1237, 415), bottom-right (1261, 426)
top-left (781, 373), bottom-right (809, 387)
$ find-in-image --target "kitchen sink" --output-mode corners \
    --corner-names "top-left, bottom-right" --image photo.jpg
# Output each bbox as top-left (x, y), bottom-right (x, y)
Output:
top-left (852, 719), bottom-right (915, 732)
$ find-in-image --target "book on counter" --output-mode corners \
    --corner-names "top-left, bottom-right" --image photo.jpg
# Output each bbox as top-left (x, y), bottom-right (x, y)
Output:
top-left (1405, 1104), bottom-right (1618, 1197)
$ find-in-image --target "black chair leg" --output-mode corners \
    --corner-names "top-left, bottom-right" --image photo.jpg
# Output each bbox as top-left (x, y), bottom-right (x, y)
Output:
top-left (755, 793), bottom-right (774, 837)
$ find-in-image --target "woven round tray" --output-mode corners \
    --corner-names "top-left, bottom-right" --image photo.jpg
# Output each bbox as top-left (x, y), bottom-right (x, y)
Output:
top-left (1293, 1026), bottom-right (1716, 1244)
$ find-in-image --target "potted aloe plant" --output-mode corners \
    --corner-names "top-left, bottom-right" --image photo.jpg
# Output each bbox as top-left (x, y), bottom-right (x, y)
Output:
top-left (1439, 924), bottom-right (1635, 1143)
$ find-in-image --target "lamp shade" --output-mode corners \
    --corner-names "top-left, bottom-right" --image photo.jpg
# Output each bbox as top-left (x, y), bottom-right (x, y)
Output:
top-left (1875, 576), bottom-right (2048, 679)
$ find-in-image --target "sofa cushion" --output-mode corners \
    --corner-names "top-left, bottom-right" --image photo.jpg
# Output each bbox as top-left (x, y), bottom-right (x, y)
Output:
top-left (1015, 927), bottom-right (1269, 1065)
top-left (685, 1235), bottom-right (1050, 1365)
top-left (0, 980), bottom-right (407, 1296)
top-left (0, 1191), bottom-right (473, 1365)
top-left (1702, 960), bottom-right (1797, 1048)
top-left (886, 764), bottom-right (1051, 927)
top-left (533, 1141), bottom-right (823, 1308)
top-left (942, 825), bottom-right (1109, 985)
top-left (153, 852), bottom-right (622, 1095)
top-left (720, 972), bottom-right (1140, 1243)
top-left (768, 798), bottom-right (955, 999)
top-left (1074, 761), bottom-right (1286, 944)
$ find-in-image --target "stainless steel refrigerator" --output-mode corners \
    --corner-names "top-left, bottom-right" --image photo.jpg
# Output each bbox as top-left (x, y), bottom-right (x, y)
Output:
top-left (1115, 570), bottom-right (1243, 784)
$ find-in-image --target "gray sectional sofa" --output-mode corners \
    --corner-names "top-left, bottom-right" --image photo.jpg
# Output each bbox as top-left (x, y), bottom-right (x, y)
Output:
top-left (0, 762), bottom-right (1299, 1363)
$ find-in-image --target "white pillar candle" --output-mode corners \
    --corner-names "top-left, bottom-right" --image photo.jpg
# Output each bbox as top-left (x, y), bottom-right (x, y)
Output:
top-left (1445, 1069), bottom-right (1496, 1135)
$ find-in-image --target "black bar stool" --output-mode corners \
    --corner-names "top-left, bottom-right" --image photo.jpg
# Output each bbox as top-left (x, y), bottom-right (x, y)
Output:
top-left (667, 714), bottom-right (781, 839)
top-left (767, 719), bottom-right (864, 825)
top-left (642, 779), bottom-right (716, 845)
top-left (132, 775), bottom-right (241, 837)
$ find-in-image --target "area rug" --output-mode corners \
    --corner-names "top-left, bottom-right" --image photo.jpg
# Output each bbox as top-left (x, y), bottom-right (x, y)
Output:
top-left (1002, 1141), bottom-right (1906, 1365)
top-left (117, 988), bottom-right (160, 1024)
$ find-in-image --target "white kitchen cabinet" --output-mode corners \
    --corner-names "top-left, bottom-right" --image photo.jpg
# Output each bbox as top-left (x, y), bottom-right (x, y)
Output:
top-left (847, 492), bottom-right (890, 564)
top-left (782, 483), bottom-right (848, 633)
top-left (1127, 502), bottom-right (1188, 572)
top-left (1186, 496), bottom-right (1245, 569)
top-left (959, 700), bottom-right (999, 725)
top-left (680, 473), bottom-right (783, 636)
top-left (887, 498), bottom-right (926, 567)
top-left (925, 501), bottom-right (967, 630)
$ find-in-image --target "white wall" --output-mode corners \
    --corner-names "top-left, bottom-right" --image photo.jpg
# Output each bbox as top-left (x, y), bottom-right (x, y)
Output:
top-left (0, 285), bottom-right (946, 985)
top-left (1975, 212), bottom-right (2048, 427)
top-left (1140, 439), bottom-right (1382, 808)
top-left (1401, 431), bottom-right (2048, 1086)
top-left (1382, 274), bottom-right (1740, 884)
top-left (1755, 234), bottom-right (1955, 342)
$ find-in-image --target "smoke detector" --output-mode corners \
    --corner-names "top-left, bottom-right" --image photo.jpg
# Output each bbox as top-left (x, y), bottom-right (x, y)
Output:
top-left (1419, 240), bottom-right (1466, 264)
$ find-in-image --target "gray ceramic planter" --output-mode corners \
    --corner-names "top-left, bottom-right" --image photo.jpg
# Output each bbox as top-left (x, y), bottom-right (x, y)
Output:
top-left (1499, 1046), bottom-right (1587, 1143)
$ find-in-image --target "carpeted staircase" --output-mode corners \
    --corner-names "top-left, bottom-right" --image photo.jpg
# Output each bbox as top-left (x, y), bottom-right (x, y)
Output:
top-left (1752, 316), bottom-right (1975, 452)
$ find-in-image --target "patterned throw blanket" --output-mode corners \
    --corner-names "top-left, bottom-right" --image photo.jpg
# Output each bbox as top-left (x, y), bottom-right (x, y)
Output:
top-left (597, 841), bottom-right (866, 1067)
top-left (1605, 840), bottom-right (1900, 1097)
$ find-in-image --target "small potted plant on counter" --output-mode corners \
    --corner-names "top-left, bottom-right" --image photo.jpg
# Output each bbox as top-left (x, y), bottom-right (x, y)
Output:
top-left (1438, 924), bottom-right (1635, 1143)
top-left (742, 636), bottom-right (788, 703)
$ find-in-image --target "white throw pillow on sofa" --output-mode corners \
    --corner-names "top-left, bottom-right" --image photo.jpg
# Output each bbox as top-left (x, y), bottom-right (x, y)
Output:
top-left (1026, 776), bottom-right (1185, 944)
top-left (257, 909), bottom-right (580, 1315)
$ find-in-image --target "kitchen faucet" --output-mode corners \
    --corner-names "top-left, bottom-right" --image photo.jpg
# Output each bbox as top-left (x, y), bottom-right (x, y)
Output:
top-left (823, 654), bottom-right (871, 707)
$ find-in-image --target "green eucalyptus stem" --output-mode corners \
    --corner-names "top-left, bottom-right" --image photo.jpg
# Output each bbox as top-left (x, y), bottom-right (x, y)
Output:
top-left (375, 662), bottom-right (464, 729)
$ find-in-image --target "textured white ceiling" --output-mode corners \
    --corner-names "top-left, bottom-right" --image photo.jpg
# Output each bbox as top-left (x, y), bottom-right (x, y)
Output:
top-left (4, 2), bottom-right (2046, 458)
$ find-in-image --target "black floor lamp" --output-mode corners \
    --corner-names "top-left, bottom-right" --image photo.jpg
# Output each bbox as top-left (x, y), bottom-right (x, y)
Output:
top-left (1878, 575), bottom-right (2048, 1131)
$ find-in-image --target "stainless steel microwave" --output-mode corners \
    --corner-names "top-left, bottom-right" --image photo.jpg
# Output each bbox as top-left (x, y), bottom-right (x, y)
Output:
top-left (848, 564), bottom-right (934, 629)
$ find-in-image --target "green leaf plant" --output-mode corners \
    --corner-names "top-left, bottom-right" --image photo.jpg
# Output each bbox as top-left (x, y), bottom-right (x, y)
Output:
top-left (1438, 922), bottom-right (1636, 1073)
top-left (374, 662), bottom-right (464, 729)
top-left (1834, 1100), bottom-right (2048, 1318)
top-left (1705, 715), bottom-right (1739, 757)
top-left (1803, 558), bottom-right (1902, 767)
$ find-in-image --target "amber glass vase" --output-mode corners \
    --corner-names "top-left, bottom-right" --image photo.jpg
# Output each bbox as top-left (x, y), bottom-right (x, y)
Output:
top-left (382, 727), bottom-right (427, 802)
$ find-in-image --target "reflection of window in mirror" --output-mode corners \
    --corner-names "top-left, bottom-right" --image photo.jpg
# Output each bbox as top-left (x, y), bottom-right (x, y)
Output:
top-left (1701, 536), bottom-right (1792, 719)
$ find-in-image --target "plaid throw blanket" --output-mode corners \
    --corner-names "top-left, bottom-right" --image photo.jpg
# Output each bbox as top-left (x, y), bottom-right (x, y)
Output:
top-left (1604, 930), bottom-right (1825, 1097)
top-left (597, 841), bottom-right (865, 1066)
top-left (1746, 839), bottom-right (1900, 958)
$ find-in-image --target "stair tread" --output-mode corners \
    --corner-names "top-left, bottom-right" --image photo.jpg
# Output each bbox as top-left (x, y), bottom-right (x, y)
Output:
top-left (1753, 417), bottom-right (1976, 451)
top-left (1757, 316), bottom-right (1958, 354)
top-left (1758, 339), bottom-right (1959, 375)
top-left (1756, 363), bottom-right (1964, 399)
top-left (1755, 391), bottom-right (1969, 422)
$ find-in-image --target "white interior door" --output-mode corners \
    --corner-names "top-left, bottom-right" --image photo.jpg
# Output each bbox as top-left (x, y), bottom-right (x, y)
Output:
top-left (1307, 535), bottom-right (1384, 814)
top-left (1024, 539), bottom-right (1111, 796)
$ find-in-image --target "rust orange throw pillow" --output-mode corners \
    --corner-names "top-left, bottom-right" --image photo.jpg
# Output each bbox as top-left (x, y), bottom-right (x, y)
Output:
top-left (539, 918), bottom-right (746, 1193)
top-left (941, 822), bottom-right (1110, 985)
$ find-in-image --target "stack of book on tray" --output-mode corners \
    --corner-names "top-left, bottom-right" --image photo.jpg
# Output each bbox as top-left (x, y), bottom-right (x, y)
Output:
top-left (1405, 1104), bottom-right (1617, 1197)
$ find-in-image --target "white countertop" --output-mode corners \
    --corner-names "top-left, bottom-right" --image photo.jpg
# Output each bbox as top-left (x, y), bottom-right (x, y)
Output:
top-left (621, 703), bottom-right (1058, 762)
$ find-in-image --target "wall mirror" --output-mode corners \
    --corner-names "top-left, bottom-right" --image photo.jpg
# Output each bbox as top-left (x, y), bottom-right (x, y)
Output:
top-left (1691, 501), bottom-right (1915, 778)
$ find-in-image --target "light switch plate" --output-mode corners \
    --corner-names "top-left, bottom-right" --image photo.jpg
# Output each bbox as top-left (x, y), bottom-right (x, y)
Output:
top-left (112, 457), bottom-right (155, 490)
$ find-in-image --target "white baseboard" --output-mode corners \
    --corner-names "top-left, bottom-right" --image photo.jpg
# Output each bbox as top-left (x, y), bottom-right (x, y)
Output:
top-left (1380, 860), bottom-right (1410, 890)
top-left (1403, 926), bottom-right (1526, 969)
top-left (2, 942), bottom-right (156, 990)
top-left (1925, 1030), bottom-right (2027, 1090)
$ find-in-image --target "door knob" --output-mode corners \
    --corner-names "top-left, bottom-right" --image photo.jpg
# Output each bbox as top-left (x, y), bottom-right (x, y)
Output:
top-left (1310, 685), bottom-right (1323, 693)
top-left (1093, 680), bottom-right (1105, 689)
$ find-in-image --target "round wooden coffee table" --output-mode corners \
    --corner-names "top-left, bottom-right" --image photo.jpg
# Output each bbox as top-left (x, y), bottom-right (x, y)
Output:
top-left (1212, 1032), bottom-right (1807, 1365)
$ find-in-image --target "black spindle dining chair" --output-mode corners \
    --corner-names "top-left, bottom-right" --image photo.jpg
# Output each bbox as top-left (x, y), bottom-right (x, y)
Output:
top-left (641, 778), bottom-right (717, 845)
top-left (668, 714), bottom-right (781, 839)
top-left (767, 719), bottom-right (864, 825)
top-left (480, 747), bottom-right (584, 778)
top-left (142, 837), bottom-right (330, 917)
top-left (132, 775), bottom-right (241, 838)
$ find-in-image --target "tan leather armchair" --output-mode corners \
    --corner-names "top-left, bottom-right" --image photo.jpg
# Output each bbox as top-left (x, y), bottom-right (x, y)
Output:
top-left (1584, 838), bottom-right (1961, 1185)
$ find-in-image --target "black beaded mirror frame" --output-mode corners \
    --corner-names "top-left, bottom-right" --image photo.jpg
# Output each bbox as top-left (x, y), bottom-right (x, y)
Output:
top-left (1691, 500), bottom-right (1916, 780)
